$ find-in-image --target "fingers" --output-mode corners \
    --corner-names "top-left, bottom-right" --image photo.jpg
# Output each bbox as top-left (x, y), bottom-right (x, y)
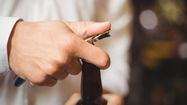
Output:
top-left (63, 21), bottom-right (111, 69)
top-left (65, 93), bottom-right (81, 105)
top-left (74, 37), bottom-right (110, 69)
top-left (41, 77), bottom-right (57, 87)
top-left (52, 68), bottom-right (69, 80)
top-left (64, 21), bottom-right (111, 37)
top-left (66, 58), bottom-right (82, 75)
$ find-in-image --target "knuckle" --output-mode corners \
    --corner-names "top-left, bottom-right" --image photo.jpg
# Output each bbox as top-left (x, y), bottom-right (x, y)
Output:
top-left (66, 37), bottom-right (76, 48)
top-left (31, 75), bottom-right (47, 85)
top-left (48, 67), bottom-right (58, 76)
top-left (64, 37), bottom-right (79, 54)
top-left (54, 52), bottom-right (69, 66)
top-left (54, 69), bottom-right (68, 80)
top-left (68, 67), bottom-right (81, 75)
top-left (43, 63), bottom-right (58, 76)
top-left (59, 57), bottom-right (69, 66)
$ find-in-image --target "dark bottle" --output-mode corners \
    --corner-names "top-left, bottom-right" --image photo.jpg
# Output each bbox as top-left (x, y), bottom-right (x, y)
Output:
top-left (76, 60), bottom-right (107, 105)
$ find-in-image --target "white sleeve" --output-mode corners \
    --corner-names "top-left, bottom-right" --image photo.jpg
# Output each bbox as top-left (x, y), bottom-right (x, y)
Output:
top-left (0, 17), bottom-right (21, 75)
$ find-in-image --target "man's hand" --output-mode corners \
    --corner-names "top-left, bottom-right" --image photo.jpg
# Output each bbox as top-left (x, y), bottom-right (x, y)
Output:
top-left (65, 93), bottom-right (124, 105)
top-left (8, 21), bottom-right (111, 86)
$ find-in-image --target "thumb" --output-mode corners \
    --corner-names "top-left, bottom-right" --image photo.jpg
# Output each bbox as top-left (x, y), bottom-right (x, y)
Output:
top-left (64, 21), bottom-right (111, 37)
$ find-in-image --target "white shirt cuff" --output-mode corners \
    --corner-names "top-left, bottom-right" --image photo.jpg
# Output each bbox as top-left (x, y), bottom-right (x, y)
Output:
top-left (0, 17), bottom-right (21, 75)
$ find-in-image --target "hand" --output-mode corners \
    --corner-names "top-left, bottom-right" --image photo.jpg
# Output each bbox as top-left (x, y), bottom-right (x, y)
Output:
top-left (8, 21), bottom-right (111, 86)
top-left (65, 93), bottom-right (124, 105)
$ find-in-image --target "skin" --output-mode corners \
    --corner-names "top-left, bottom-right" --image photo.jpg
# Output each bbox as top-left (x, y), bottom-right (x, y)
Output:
top-left (8, 21), bottom-right (111, 86)
top-left (65, 93), bottom-right (124, 105)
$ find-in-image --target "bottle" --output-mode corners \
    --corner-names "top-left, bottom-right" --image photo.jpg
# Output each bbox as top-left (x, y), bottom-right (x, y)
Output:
top-left (76, 60), bottom-right (107, 105)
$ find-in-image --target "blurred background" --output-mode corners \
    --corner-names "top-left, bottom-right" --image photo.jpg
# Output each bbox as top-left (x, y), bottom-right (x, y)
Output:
top-left (125, 0), bottom-right (187, 105)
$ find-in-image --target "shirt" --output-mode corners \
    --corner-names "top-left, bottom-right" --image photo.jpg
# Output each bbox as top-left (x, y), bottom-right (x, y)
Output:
top-left (0, 0), bottom-right (133, 105)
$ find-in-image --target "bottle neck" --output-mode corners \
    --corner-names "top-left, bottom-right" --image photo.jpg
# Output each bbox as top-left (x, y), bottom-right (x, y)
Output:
top-left (77, 60), bottom-right (107, 105)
